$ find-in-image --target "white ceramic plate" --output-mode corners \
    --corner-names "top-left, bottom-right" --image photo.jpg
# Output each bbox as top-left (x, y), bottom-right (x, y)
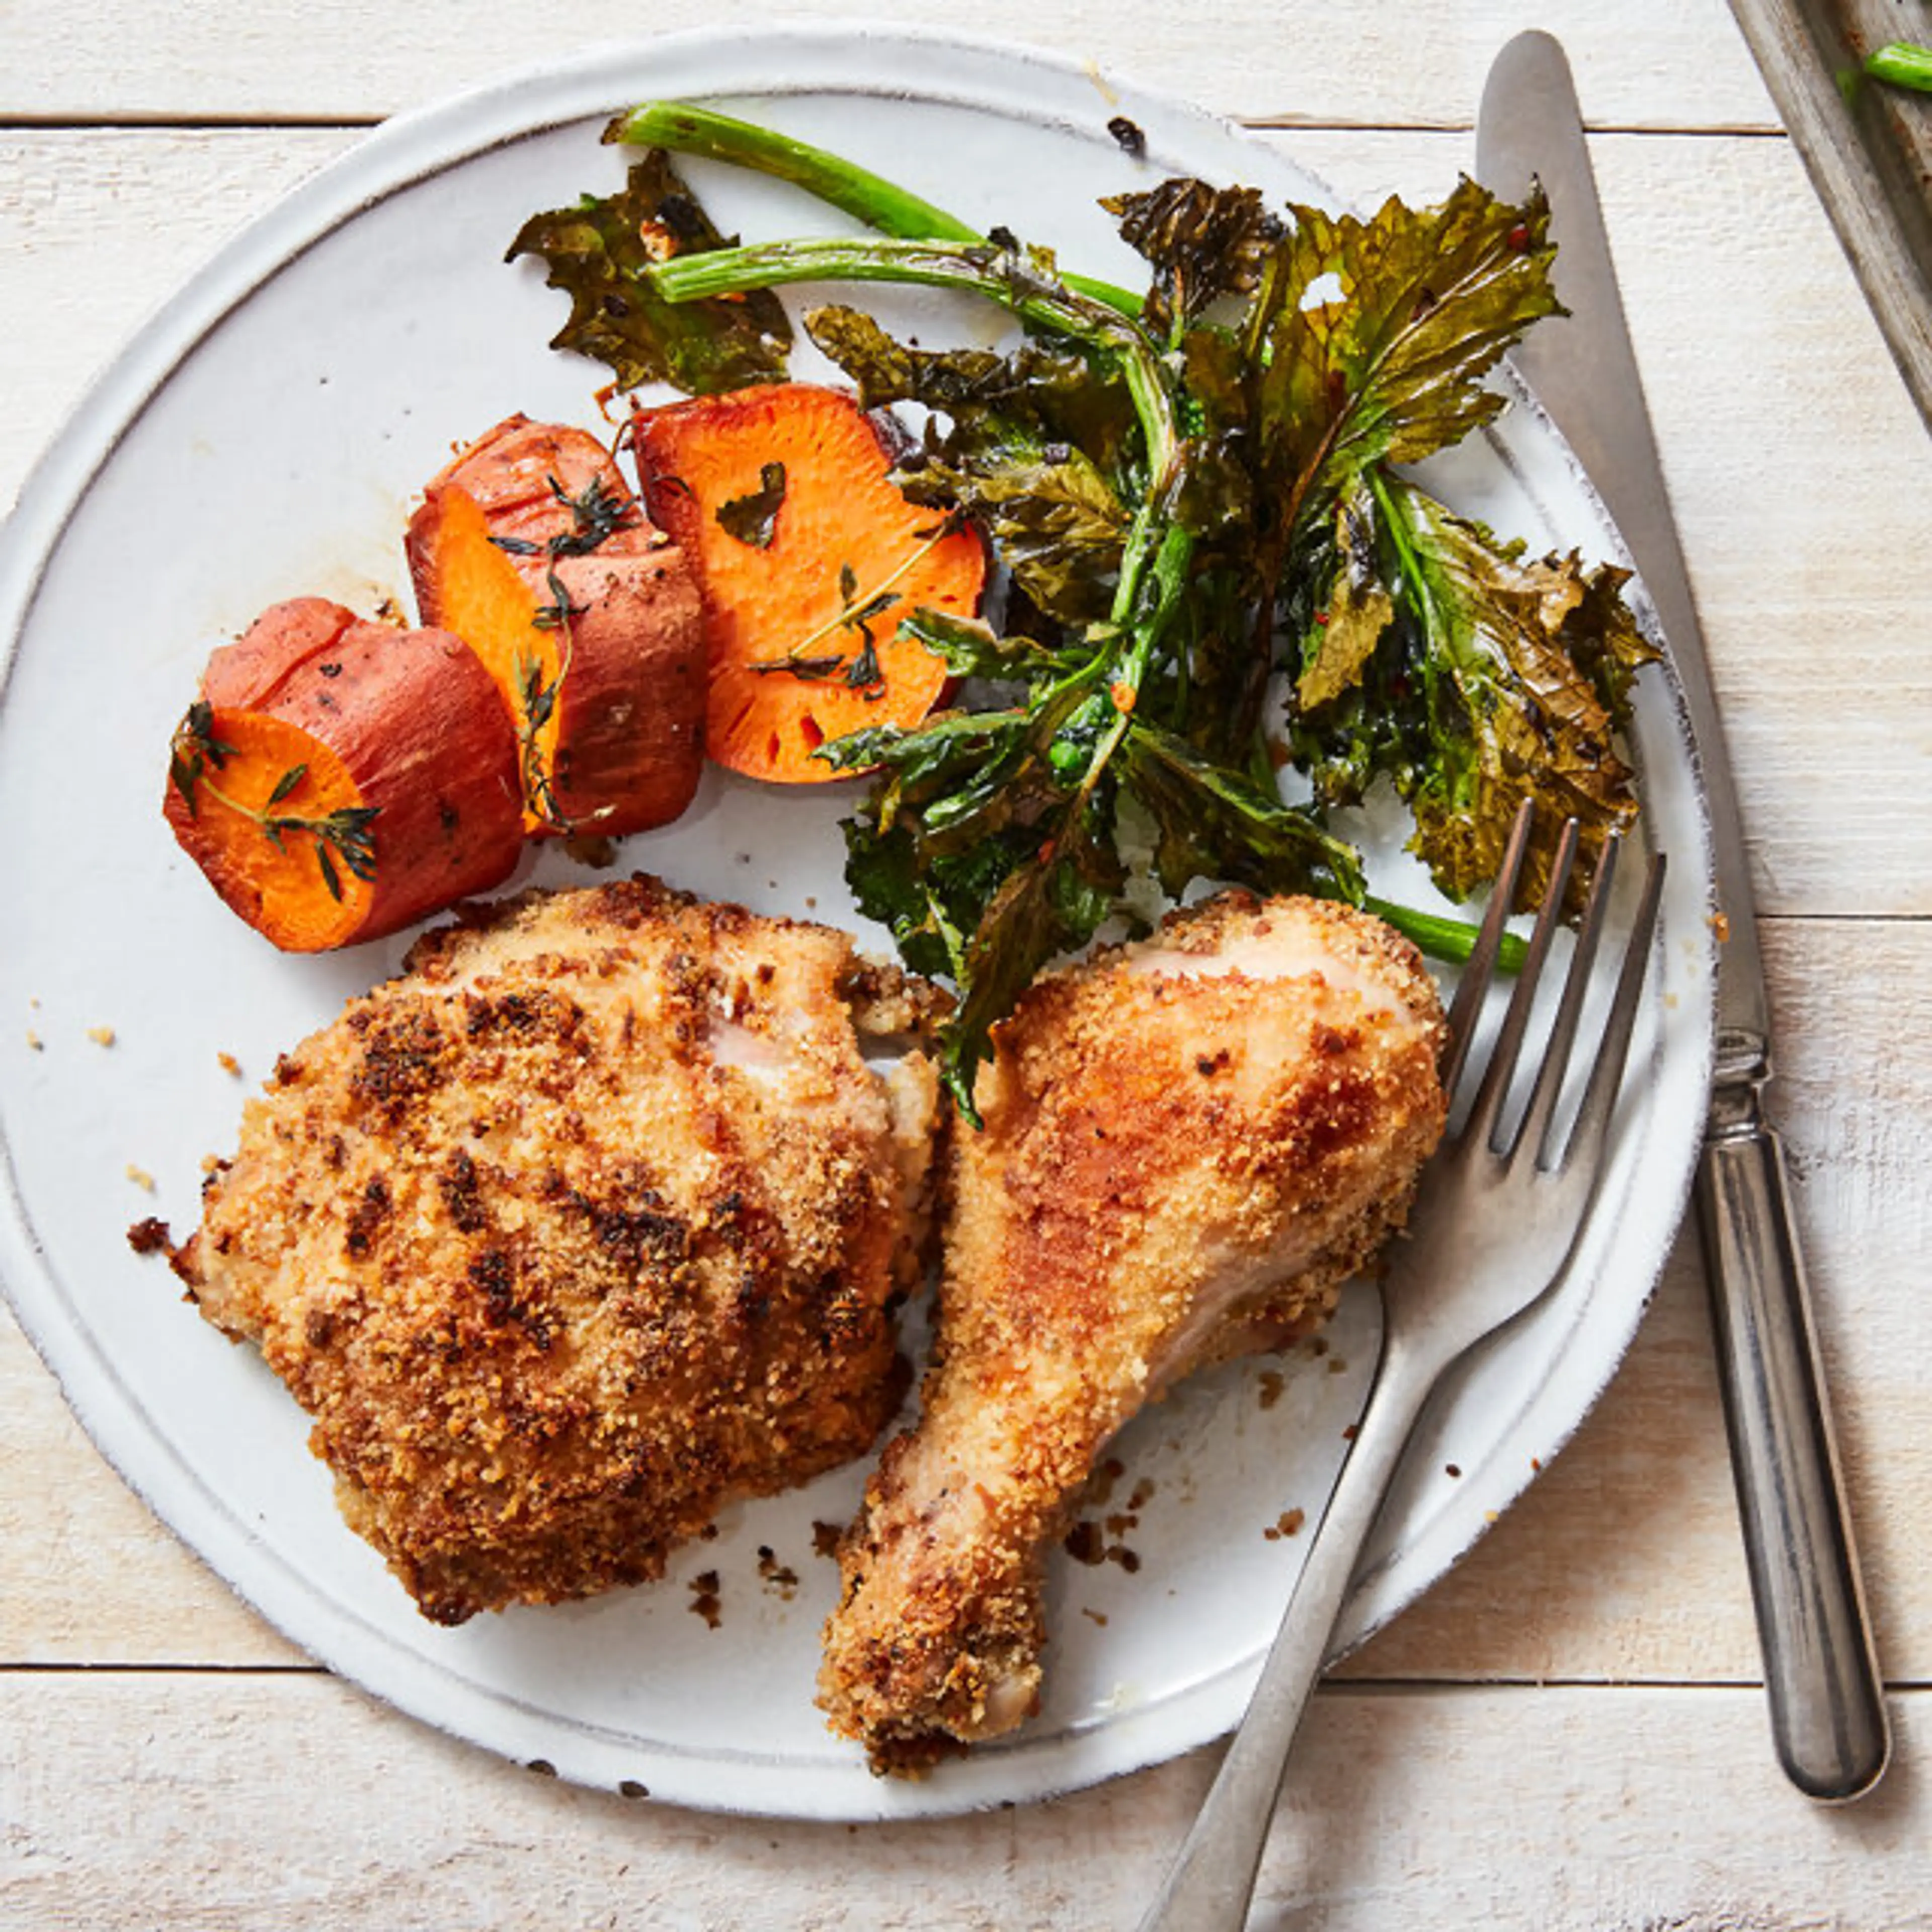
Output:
top-left (0, 26), bottom-right (1715, 1819)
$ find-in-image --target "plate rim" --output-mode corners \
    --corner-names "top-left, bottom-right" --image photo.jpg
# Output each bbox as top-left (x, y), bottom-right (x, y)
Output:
top-left (0, 21), bottom-right (1717, 1821)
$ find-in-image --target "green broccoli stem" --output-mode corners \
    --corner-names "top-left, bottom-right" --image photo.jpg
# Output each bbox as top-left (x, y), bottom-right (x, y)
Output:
top-left (654, 234), bottom-right (1087, 331)
top-left (1863, 42), bottom-right (1932, 92)
top-left (651, 233), bottom-right (1180, 484)
top-left (612, 100), bottom-right (982, 241)
top-left (614, 100), bottom-right (1145, 317)
top-left (1072, 522), bottom-right (1194, 806)
top-left (1362, 894), bottom-right (1529, 972)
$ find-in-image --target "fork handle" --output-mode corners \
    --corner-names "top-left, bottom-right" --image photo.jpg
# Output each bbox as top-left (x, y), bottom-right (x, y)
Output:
top-left (1135, 1332), bottom-right (1438, 1932)
top-left (1698, 1116), bottom-right (1890, 1800)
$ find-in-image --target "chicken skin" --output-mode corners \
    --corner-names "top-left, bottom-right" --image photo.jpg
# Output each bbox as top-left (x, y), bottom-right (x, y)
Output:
top-left (173, 875), bottom-right (939, 1625)
top-left (818, 893), bottom-right (1447, 1772)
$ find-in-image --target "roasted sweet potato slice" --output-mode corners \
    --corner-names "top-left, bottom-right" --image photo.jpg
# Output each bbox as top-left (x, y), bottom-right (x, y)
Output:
top-left (164, 598), bottom-right (523, 951)
top-left (631, 384), bottom-right (986, 783)
top-left (407, 415), bottom-right (705, 838)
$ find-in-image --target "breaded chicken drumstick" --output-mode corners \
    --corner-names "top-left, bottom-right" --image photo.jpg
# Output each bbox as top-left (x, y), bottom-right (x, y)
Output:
top-left (818, 892), bottom-right (1448, 1773)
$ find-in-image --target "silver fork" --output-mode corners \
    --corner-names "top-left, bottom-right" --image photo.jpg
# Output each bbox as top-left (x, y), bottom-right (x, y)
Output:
top-left (1137, 804), bottom-right (1668, 1932)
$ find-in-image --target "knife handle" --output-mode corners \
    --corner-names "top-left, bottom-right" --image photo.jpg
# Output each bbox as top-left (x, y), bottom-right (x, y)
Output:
top-left (1697, 1078), bottom-right (1889, 1801)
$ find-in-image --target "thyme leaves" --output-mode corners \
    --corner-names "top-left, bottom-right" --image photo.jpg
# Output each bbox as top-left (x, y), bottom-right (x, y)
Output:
top-left (531, 565), bottom-right (587, 633)
top-left (490, 471), bottom-right (638, 569)
top-left (516, 650), bottom-right (571, 831)
top-left (545, 472), bottom-right (635, 556)
top-left (746, 512), bottom-right (967, 690)
top-left (168, 705), bottom-right (379, 901)
top-left (487, 469), bottom-right (627, 830)
top-left (168, 700), bottom-right (236, 815)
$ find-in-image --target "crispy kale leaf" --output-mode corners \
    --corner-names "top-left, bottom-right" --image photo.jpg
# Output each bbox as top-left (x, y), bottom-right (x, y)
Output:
top-left (900, 444), bottom-right (1128, 625)
top-left (1100, 179), bottom-right (1284, 336)
top-left (1118, 725), bottom-right (1364, 903)
top-left (1293, 482), bottom-right (1397, 710)
top-left (577, 147), bottom-right (1645, 1116)
top-left (826, 687), bottom-right (1135, 1109)
top-left (804, 179), bottom-right (1584, 1105)
top-left (507, 151), bottom-right (791, 393)
top-left (1287, 471), bottom-right (1659, 910)
top-left (1250, 176), bottom-right (1565, 566)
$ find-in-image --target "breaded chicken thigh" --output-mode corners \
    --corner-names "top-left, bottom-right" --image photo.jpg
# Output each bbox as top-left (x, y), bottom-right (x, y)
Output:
top-left (174, 876), bottom-right (939, 1625)
top-left (818, 893), bottom-right (1447, 1772)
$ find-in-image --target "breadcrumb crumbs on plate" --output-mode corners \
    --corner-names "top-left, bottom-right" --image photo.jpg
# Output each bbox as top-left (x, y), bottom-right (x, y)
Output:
top-left (687, 1571), bottom-right (722, 1629)
top-left (126, 1216), bottom-right (173, 1256)
top-left (24, 1030), bottom-right (41, 1051)
top-left (88, 1025), bottom-right (116, 1046)
top-left (125, 1164), bottom-right (155, 1192)
top-left (216, 1051), bottom-right (242, 1076)
top-left (1263, 1507), bottom-right (1306, 1542)
top-left (756, 1545), bottom-right (800, 1597)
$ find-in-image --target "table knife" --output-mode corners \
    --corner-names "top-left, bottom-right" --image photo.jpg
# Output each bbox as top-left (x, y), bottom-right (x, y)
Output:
top-left (1476, 29), bottom-right (1889, 1802)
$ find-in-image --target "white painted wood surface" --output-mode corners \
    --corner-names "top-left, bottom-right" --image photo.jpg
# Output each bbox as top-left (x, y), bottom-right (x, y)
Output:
top-left (3, 4), bottom-right (1929, 1925)
top-left (1, 0), bottom-right (1781, 129)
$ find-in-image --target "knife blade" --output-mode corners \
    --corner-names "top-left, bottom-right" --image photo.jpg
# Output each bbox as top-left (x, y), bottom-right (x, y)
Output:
top-left (1476, 30), bottom-right (1889, 1802)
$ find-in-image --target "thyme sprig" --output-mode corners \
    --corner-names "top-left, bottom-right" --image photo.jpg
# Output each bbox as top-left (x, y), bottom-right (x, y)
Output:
top-left (489, 470), bottom-right (626, 831)
top-left (517, 636), bottom-right (574, 832)
top-left (168, 703), bottom-right (379, 903)
top-left (489, 471), bottom-right (638, 562)
top-left (548, 472), bottom-right (637, 555)
top-left (517, 562), bottom-right (582, 832)
top-left (747, 512), bottom-right (964, 688)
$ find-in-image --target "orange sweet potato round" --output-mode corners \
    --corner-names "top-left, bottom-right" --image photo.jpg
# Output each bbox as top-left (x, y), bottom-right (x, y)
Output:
top-left (165, 598), bottom-right (523, 951)
top-left (407, 416), bottom-right (705, 839)
top-left (631, 384), bottom-right (986, 784)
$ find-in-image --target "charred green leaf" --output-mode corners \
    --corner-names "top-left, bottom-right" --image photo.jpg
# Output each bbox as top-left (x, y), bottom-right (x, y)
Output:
top-left (1250, 177), bottom-right (1563, 569)
top-left (1119, 725), bottom-right (1364, 903)
top-left (507, 150), bottom-right (792, 393)
top-left (1291, 470), bottom-right (1656, 912)
top-left (716, 461), bottom-right (787, 548)
top-left (1101, 178), bottom-right (1283, 336)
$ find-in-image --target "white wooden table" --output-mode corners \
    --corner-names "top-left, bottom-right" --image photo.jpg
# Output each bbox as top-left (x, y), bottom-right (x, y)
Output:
top-left (4, 4), bottom-right (1929, 1924)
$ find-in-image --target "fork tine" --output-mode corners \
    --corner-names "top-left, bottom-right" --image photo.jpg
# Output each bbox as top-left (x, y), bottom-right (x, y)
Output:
top-left (1552, 851), bottom-right (1667, 1175)
top-left (1513, 829), bottom-right (1623, 1169)
top-left (1464, 817), bottom-right (1582, 1152)
top-left (1439, 799), bottom-right (1537, 1095)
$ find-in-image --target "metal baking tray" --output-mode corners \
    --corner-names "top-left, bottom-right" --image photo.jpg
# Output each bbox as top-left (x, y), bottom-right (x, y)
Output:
top-left (1728, 0), bottom-right (1932, 429)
